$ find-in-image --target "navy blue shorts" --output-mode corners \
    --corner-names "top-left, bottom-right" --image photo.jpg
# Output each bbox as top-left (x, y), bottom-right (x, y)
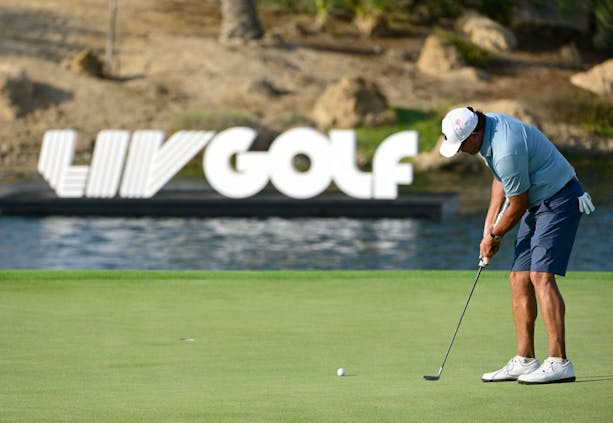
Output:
top-left (511, 179), bottom-right (583, 276)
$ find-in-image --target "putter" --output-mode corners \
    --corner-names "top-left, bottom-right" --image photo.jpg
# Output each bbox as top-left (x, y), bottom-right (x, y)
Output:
top-left (424, 199), bottom-right (510, 381)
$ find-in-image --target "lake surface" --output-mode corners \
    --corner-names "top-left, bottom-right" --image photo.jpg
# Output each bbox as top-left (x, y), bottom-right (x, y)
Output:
top-left (1, 211), bottom-right (610, 271)
top-left (1, 162), bottom-right (610, 271)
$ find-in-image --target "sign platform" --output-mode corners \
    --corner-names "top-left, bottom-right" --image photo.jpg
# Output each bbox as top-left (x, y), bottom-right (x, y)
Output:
top-left (0, 187), bottom-right (459, 219)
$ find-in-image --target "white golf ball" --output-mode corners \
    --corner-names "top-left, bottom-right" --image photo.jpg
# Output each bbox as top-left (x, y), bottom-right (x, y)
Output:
top-left (337, 368), bottom-right (345, 376)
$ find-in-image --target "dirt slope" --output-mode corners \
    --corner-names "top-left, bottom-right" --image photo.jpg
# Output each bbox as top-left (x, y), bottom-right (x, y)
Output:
top-left (0, 0), bottom-right (606, 180)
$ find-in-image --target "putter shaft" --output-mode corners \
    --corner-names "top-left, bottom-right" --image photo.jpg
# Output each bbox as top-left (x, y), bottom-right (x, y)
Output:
top-left (424, 199), bottom-right (509, 381)
top-left (424, 266), bottom-right (483, 381)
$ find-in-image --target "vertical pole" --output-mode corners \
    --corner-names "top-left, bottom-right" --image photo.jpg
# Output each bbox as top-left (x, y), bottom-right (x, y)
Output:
top-left (105, 0), bottom-right (118, 76)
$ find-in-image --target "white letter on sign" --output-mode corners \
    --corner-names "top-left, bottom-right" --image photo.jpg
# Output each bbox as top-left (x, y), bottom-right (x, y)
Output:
top-left (330, 129), bottom-right (372, 199)
top-left (373, 131), bottom-right (418, 199)
top-left (38, 130), bottom-right (82, 196)
top-left (121, 130), bottom-right (214, 198)
top-left (39, 127), bottom-right (418, 199)
top-left (38, 130), bottom-right (131, 198)
top-left (86, 130), bottom-right (131, 198)
top-left (120, 130), bottom-right (165, 198)
top-left (204, 127), bottom-right (269, 199)
top-left (269, 127), bottom-right (333, 199)
top-left (146, 130), bottom-right (213, 198)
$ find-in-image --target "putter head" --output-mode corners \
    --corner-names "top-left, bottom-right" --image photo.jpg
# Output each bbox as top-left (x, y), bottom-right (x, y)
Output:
top-left (423, 375), bottom-right (440, 381)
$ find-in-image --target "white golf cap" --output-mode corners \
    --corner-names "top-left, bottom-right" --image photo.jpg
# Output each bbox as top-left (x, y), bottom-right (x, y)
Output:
top-left (440, 107), bottom-right (478, 158)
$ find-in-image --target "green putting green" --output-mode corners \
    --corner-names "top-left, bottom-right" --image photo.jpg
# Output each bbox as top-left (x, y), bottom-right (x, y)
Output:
top-left (1, 270), bottom-right (611, 422)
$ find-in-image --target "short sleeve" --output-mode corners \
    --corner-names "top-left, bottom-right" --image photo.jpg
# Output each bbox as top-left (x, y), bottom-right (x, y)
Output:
top-left (495, 155), bottom-right (530, 196)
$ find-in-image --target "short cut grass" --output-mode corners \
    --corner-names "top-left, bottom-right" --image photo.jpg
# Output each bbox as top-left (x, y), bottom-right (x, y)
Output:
top-left (2, 270), bottom-right (612, 423)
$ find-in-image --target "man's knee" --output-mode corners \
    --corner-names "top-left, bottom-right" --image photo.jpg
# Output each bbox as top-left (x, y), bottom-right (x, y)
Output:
top-left (510, 271), bottom-right (531, 288)
top-left (530, 271), bottom-right (557, 288)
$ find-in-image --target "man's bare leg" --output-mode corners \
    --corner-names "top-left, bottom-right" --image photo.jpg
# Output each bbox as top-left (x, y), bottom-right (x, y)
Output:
top-left (481, 271), bottom-right (539, 382)
top-left (530, 271), bottom-right (566, 358)
top-left (510, 271), bottom-right (538, 358)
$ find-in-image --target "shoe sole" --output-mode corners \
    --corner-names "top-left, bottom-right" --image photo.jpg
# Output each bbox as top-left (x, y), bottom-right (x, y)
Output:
top-left (482, 378), bottom-right (517, 383)
top-left (517, 376), bottom-right (576, 385)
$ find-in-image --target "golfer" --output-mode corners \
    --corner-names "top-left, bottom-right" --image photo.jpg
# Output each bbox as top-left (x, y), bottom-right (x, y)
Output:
top-left (440, 107), bottom-right (594, 384)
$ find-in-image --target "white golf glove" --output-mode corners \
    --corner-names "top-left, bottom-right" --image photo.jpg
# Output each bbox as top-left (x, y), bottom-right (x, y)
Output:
top-left (578, 192), bottom-right (595, 215)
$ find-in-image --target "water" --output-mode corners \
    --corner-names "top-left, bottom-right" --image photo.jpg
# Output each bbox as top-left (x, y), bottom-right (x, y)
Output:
top-left (0, 211), bottom-right (610, 271)
top-left (1, 161), bottom-right (611, 271)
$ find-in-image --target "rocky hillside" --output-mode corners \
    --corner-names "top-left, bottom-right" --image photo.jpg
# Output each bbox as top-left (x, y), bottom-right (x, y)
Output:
top-left (0, 0), bottom-right (611, 181)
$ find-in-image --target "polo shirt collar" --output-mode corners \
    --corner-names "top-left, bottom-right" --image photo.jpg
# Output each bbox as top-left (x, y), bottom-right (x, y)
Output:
top-left (480, 115), bottom-right (494, 158)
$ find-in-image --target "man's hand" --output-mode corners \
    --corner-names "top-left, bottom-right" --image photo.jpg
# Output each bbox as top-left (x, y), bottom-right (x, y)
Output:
top-left (480, 233), bottom-right (501, 262)
top-left (578, 192), bottom-right (595, 215)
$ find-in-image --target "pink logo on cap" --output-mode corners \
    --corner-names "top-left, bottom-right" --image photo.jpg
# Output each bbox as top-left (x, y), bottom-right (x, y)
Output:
top-left (454, 118), bottom-right (463, 132)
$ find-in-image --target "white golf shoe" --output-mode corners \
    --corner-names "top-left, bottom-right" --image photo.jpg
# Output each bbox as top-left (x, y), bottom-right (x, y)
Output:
top-left (482, 356), bottom-right (540, 382)
top-left (517, 357), bottom-right (575, 385)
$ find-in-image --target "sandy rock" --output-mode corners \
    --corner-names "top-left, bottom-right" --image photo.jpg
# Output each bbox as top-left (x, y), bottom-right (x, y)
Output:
top-left (65, 48), bottom-right (104, 78)
top-left (353, 13), bottom-right (389, 37)
top-left (557, 43), bottom-right (583, 67)
top-left (311, 76), bottom-right (391, 129)
top-left (415, 34), bottom-right (489, 82)
top-left (456, 12), bottom-right (517, 53)
top-left (417, 35), bottom-right (465, 75)
top-left (0, 63), bottom-right (34, 121)
top-left (570, 59), bottom-right (613, 97)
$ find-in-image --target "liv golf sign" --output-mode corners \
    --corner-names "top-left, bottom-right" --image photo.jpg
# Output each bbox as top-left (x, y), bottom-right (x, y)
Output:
top-left (38, 127), bottom-right (418, 200)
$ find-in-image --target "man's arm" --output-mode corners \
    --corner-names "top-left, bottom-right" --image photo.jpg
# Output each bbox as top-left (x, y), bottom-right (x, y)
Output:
top-left (480, 179), bottom-right (529, 260)
top-left (483, 178), bottom-right (507, 238)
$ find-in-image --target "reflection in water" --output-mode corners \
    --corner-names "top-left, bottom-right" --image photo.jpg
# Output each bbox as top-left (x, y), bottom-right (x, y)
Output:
top-left (1, 210), bottom-right (611, 271)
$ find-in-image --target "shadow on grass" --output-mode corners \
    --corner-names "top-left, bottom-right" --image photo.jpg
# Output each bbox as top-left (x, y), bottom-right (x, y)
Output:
top-left (575, 375), bottom-right (613, 383)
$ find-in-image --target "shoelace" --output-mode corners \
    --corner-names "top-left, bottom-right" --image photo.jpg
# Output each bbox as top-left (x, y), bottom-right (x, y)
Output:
top-left (505, 358), bottom-right (519, 372)
top-left (540, 360), bottom-right (556, 373)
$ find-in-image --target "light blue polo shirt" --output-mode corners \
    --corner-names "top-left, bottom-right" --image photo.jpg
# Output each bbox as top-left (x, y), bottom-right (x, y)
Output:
top-left (480, 113), bottom-right (576, 208)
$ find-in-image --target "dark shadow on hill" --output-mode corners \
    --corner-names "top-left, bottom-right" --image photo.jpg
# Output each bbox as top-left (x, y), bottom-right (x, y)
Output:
top-left (103, 74), bottom-right (147, 82)
top-left (0, 7), bottom-right (104, 62)
top-left (293, 40), bottom-right (384, 56)
top-left (32, 82), bottom-right (73, 110)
